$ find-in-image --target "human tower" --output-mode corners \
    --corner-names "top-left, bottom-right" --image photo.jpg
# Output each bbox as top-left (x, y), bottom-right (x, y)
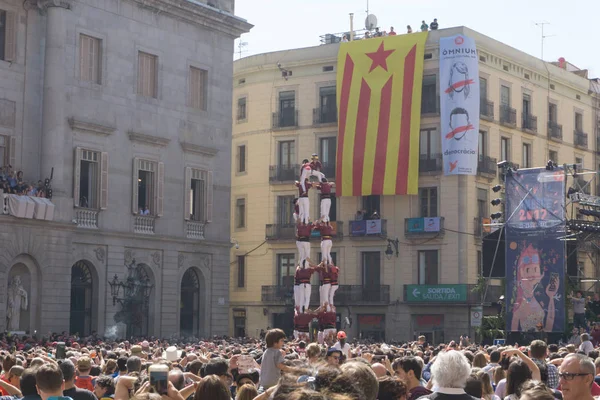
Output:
top-left (292, 154), bottom-right (340, 341)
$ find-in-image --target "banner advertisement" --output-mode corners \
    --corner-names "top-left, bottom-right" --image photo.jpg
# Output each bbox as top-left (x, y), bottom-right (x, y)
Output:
top-left (505, 168), bottom-right (566, 333)
top-left (350, 220), bottom-right (382, 235)
top-left (406, 284), bottom-right (467, 302)
top-left (336, 33), bottom-right (428, 196)
top-left (471, 306), bottom-right (483, 327)
top-left (439, 35), bottom-right (480, 175)
top-left (406, 217), bottom-right (442, 233)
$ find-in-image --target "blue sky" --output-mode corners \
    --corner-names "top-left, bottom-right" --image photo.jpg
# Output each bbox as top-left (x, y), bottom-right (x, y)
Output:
top-left (235, 0), bottom-right (599, 78)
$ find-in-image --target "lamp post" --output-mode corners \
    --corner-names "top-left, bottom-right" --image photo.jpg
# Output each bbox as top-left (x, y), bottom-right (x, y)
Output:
top-left (385, 238), bottom-right (399, 260)
top-left (107, 259), bottom-right (154, 337)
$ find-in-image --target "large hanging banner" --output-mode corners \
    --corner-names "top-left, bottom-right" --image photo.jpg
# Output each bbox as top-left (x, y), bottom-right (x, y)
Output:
top-left (505, 168), bottom-right (566, 333)
top-left (336, 33), bottom-right (428, 196)
top-left (439, 35), bottom-right (479, 175)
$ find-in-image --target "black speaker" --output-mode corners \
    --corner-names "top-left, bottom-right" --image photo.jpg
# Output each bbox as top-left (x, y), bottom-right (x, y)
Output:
top-left (566, 241), bottom-right (578, 277)
top-left (482, 228), bottom-right (506, 278)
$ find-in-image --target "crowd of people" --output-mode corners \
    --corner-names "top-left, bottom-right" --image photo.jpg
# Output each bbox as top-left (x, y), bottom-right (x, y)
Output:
top-left (2, 330), bottom-right (600, 400)
top-left (341, 18), bottom-right (440, 42)
top-left (0, 166), bottom-right (49, 198)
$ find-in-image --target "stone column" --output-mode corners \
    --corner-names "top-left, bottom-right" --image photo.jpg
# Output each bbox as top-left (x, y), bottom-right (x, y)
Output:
top-left (40, 0), bottom-right (70, 202)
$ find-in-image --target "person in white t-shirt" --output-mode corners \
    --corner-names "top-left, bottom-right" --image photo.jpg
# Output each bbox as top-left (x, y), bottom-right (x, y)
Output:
top-left (332, 331), bottom-right (351, 359)
top-left (580, 332), bottom-right (594, 355)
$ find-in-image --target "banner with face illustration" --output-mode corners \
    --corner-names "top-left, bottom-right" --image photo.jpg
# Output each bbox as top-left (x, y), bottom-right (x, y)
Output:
top-left (439, 35), bottom-right (479, 175)
top-left (505, 168), bottom-right (566, 332)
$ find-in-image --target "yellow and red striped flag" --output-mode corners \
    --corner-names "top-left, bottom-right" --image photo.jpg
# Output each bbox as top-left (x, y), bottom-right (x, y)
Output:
top-left (336, 33), bottom-right (428, 196)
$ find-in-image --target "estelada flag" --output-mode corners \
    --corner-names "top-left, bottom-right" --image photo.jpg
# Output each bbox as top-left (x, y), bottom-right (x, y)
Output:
top-left (336, 33), bottom-right (428, 196)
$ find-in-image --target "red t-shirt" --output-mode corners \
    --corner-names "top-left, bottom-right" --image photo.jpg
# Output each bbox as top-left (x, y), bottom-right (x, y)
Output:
top-left (329, 266), bottom-right (339, 284)
top-left (318, 182), bottom-right (333, 198)
top-left (310, 160), bottom-right (322, 171)
top-left (294, 313), bottom-right (314, 330)
top-left (318, 223), bottom-right (334, 238)
top-left (297, 182), bottom-right (312, 197)
top-left (295, 267), bottom-right (314, 283)
top-left (297, 223), bottom-right (314, 238)
top-left (320, 269), bottom-right (331, 284)
top-left (318, 312), bottom-right (336, 327)
top-left (592, 329), bottom-right (600, 346)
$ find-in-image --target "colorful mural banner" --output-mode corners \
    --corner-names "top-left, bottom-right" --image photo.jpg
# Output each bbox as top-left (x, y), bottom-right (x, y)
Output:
top-left (505, 168), bottom-right (566, 333)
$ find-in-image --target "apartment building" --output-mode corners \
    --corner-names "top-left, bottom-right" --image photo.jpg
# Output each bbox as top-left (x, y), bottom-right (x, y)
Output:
top-left (0, 0), bottom-right (250, 336)
top-left (230, 26), bottom-right (599, 341)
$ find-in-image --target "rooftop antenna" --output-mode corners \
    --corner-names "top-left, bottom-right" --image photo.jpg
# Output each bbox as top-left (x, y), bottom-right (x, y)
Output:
top-left (236, 40), bottom-right (248, 60)
top-left (366, 0), bottom-right (369, 15)
top-left (534, 22), bottom-right (554, 61)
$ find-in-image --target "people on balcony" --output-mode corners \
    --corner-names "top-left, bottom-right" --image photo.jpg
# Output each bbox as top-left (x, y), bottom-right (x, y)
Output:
top-left (1, 166), bottom-right (48, 197)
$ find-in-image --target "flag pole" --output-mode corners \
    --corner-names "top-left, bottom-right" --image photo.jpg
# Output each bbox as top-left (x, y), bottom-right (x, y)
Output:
top-left (349, 13), bottom-right (354, 41)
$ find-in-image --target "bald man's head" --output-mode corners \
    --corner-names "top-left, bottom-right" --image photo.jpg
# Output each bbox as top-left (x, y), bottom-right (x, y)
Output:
top-left (168, 369), bottom-right (184, 390)
top-left (371, 363), bottom-right (387, 378)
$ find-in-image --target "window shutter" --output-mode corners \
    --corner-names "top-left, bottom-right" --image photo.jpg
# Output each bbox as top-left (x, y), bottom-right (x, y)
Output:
top-left (73, 147), bottom-right (82, 207)
top-left (4, 11), bottom-right (16, 62)
top-left (206, 170), bottom-right (213, 223)
top-left (79, 35), bottom-right (89, 81)
top-left (100, 152), bottom-right (108, 210)
top-left (8, 136), bottom-right (16, 168)
top-left (137, 53), bottom-right (144, 95)
top-left (132, 157), bottom-right (139, 214)
top-left (184, 166), bottom-right (191, 220)
top-left (156, 161), bottom-right (164, 217)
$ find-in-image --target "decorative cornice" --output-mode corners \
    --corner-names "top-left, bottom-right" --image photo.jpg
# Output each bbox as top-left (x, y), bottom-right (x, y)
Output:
top-left (179, 141), bottom-right (218, 157)
top-left (24, 0), bottom-right (71, 14)
top-left (132, 0), bottom-right (252, 39)
top-left (68, 117), bottom-right (115, 136)
top-left (128, 131), bottom-right (170, 147)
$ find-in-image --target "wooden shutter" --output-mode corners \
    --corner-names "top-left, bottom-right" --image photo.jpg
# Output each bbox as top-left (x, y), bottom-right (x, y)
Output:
top-left (100, 152), bottom-right (108, 210)
top-left (73, 147), bottom-right (82, 207)
top-left (206, 170), bottom-right (213, 223)
top-left (156, 161), bottom-right (164, 217)
top-left (4, 11), bottom-right (16, 62)
top-left (79, 34), bottom-right (89, 81)
top-left (184, 166), bottom-right (191, 220)
top-left (132, 157), bottom-right (139, 214)
top-left (8, 136), bottom-right (15, 169)
top-left (137, 53), bottom-right (144, 95)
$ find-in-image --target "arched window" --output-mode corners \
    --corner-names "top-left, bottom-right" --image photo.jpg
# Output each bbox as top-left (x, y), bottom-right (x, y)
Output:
top-left (180, 268), bottom-right (200, 336)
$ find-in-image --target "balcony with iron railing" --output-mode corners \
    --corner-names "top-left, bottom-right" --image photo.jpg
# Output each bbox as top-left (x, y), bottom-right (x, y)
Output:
top-left (498, 162), bottom-right (519, 179)
top-left (269, 164), bottom-right (299, 183)
top-left (75, 208), bottom-right (99, 229)
top-left (402, 284), bottom-right (504, 305)
top-left (499, 105), bottom-right (517, 126)
top-left (522, 113), bottom-right (538, 133)
top-left (313, 107), bottom-right (337, 124)
top-left (265, 222), bottom-right (344, 241)
top-left (480, 100), bottom-right (494, 121)
top-left (348, 219), bottom-right (387, 238)
top-left (548, 121), bottom-right (563, 141)
top-left (134, 215), bottom-right (155, 234)
top-left (404, 217), bottom-right (445, 237)
top-left (261, 284), bottom-right (390, 305)
top-left (186, 220), bottom-right (205, 240)
top-left (478, 155), bottom-right (497, 177)
top-left (419, 153), bottom-right (443, 174)
top-left (272, 110), bottom-right (298, 129)
top-left (575, 130), bottom-right (588, 148)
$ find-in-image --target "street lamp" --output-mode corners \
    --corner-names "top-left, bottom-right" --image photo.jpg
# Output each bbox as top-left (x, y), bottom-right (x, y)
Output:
top-left (385, 238), bottom-right (399, 260)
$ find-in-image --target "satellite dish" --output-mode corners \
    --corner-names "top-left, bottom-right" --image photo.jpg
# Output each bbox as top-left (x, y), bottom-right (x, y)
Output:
top-left (365, 14), bottom-right (378, 30)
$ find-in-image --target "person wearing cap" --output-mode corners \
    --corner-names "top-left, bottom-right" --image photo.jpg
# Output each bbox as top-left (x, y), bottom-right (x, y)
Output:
top-left (326, 348), bottom-right (342, 366)
top-left (333, 331), bottom-right (351, 359)
top-left (74, 357), bottom-right (95, 392)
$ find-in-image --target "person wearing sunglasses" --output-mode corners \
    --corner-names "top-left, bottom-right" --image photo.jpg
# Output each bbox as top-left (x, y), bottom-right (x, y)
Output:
top-left (326, 348), bottom-right (342, 366)
top-left (558, 353), bottom-right (596, 400)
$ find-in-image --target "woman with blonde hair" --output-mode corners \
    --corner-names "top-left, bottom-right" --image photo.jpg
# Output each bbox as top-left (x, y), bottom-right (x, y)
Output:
top-left (235, 383), bottom-right (258, 400)
top-left (476, 370), bottom-right (500, 400)
top-left (305, 343), bottom-right (322, 365)
top-left (492, 366), bottom-right (505, 389)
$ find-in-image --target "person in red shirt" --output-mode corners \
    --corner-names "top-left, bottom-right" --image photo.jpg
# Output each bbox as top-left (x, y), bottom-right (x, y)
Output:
top-left (294, 312), bottom-right (313, 339)
top-left (328, 264), bottom-right (340, 312)
top-left (319, 263), bottom-right (332, 310)
top-left (309, 153), bottom-right (325, 180)
top-left (388, 26), bottom-right (397, 35)
top-left (316, 220), bottom-right (334, 266)
top-left (315, 178), bottom-right (334, 222)
top-left (591, 323), bottom-right (600, 346)
top-left (296, 220), bottom-right (315, 268)
top-left (299, 159), bottom-right (312, 192)
top-left (294, 263), bottom-right (316, 313)
top-left (295, 180), bottom-right (312, 224)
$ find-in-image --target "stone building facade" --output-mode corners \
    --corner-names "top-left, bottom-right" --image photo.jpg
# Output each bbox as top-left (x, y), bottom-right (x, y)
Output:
top-left (0, 0), bottom-right (251, 336)
top-left (230, 27), bottom-right (600, 341)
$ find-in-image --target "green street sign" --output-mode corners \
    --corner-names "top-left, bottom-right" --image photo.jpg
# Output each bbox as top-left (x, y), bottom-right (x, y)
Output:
top-left (406, 284), bottom-right (467, 303)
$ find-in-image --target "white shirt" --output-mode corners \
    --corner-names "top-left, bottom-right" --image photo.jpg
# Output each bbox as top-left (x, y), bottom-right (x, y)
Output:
top-left (333, 341), bottom-right (351, 358)
top-left (580, 340), bottom-right (594, 355)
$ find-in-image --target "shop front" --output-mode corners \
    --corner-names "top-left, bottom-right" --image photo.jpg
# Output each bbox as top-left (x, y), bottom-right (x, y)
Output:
top-left (358, 314), bottom-right (385, 341)
top-left (412, 314), bottom-right (445, 345)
